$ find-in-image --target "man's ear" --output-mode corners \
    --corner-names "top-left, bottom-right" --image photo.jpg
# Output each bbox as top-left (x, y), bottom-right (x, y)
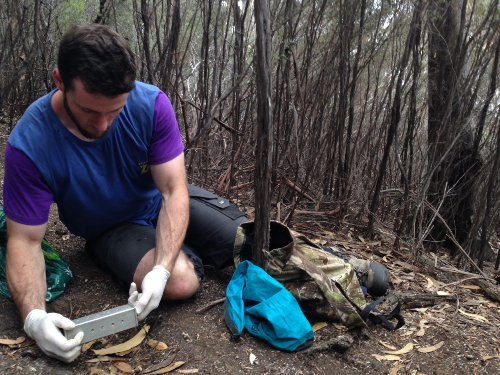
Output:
top-left (53, 69), bottom-right (65, 92)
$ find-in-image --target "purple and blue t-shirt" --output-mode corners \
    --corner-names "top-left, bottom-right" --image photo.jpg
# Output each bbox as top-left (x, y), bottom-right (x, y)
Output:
top-left (3, 81), bottom-right (184, 239)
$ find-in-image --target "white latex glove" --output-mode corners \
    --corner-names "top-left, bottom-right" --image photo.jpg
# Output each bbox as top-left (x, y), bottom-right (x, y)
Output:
top-left (128, 265), bottom-right (170, 321)
top-left (24, 309), bottom-right (83, 363)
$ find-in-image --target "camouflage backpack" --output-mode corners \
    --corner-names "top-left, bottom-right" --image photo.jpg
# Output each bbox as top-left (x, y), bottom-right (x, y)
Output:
top-left (233, 221), bottom-right (368, 328)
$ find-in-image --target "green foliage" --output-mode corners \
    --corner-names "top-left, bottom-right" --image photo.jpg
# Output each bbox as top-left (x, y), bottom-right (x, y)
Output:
top-left (58, 0), bottom-right (87, 30)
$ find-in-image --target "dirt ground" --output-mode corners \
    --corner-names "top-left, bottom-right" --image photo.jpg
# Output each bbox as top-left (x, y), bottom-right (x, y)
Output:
top-left (0, 120), bottom-right (499, 374)
top-left (0, 206), bottom-right (499, 375)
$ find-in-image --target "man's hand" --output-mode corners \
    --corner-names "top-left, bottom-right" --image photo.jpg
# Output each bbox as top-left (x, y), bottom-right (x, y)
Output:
top-left (128, 265), bottom-right (170, 321)
top-left (24, 309), bottom-right (83, 363)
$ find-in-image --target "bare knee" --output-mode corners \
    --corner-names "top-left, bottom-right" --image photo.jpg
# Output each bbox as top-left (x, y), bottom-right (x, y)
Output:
top-left (162, 254), bottom-right (199, 300)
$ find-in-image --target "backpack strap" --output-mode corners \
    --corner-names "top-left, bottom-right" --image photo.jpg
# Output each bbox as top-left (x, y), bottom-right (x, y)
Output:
top-left (360, 294), bottom-right (405, 331)
top-left (223, 300), bottom-right (242, 343)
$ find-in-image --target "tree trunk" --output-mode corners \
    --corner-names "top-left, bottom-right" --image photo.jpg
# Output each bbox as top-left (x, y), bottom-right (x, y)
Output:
top-left (253, 0), bottom-right (273, 270)
top-left (94, 0), bottom-right (109, 24)
top-left (342, 0), bottom-right (366, 212)
top-left (141, 0), bottom-right (154, 83)
top-left (366, 0), bottom-right (423, 238)
top-left (477, 38), bottom-right (500, 268)
top-left (427, 0), bottom-right (478, 253)
top-left (163, 0), bottom-right (180, 83)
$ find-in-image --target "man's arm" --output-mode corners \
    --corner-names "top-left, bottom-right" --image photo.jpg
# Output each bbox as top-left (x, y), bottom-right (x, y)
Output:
top-left (6, 218), bottom-right (47, 321)
top-left (151, 152), bottom-right (189, 273)
top-left (129, 153), bottom-right (191, 320)
top-left (5, 218), bottom-right (83, 362)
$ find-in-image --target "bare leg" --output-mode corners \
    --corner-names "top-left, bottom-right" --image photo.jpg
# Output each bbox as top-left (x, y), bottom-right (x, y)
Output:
top-left (133, 248), bottom-right (199, 300)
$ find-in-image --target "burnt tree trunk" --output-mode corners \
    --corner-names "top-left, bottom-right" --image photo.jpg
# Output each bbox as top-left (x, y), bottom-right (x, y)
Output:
top-left (253, 0), bottom-right (273, 270)
top-left (427, 0), bottom-right (478, 253)
top-left (141, 0), bottom-right (154, 84)
top-left (163, 0), bottom-right (180, 83)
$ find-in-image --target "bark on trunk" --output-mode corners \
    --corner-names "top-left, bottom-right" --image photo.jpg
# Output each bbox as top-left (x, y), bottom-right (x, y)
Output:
top-left (253, 0), bottom-right (273, 270)
top-left (427, 0), bottom-right (478, 253)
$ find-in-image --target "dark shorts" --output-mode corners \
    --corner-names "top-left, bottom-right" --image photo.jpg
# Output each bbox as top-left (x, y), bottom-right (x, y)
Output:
top-left (85, 185), bottom-right (248, 288)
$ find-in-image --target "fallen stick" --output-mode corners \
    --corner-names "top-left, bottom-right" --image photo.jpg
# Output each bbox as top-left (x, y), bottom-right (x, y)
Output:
top-left (422, 200), bottom-right (489, 280)
top-left (140, 353), bottom-right (176, 374)
top-left (440, 276), bottom-right (494, 288)
top-left (435, 266), bottom-right (497, 283)
top-left (385, 292), bottom-right (457, 310)
top-left (293, 210), bottom-right (338, 216)
top-left (381, 189), bottom-right (492, 281)
top-left (230, 181), bottom-right (254, 190)
top-left (278, 176), bottom-right (315, 202)
top-left (470, 279), bottom-right (500, 303)
top-left (195, 297), bottom-right (226, 314)
top-left (217, 140), bottom-right (244, 192)
top-left (301, 334), bottom-right (353, 354)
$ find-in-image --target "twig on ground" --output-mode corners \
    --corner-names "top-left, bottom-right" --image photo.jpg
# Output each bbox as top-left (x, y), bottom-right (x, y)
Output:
top-left (436, 266), bottom-right (497, 283)
top-left (230, 181), bottom-right (254, 190)
top-left (301, 334), bottom-right (353, 355)
top-left (146, 314), bottom-right (163, 338)
top-left (470, 279), bottom-right (500, 303)
top-left (381, 188), bottom-right (494, 281)
top-left (217, 140), bottom-right (244, 193)
top-left (453, 293), bottom-right (460, 317)
top-left (385, 292), bottom-right (457, 309)
top-left (440, 276), bottom-right (493, 289)
top-left (423, 200), bottom-right (490, 280)
top-left (293, 209), bottom-right (339, 216)
top-left (195, 297), bottom-right (226, 314)
top-left (277, 176), bottom-right (315, 202)
top-left (139, 352), bottom-right (176, 374)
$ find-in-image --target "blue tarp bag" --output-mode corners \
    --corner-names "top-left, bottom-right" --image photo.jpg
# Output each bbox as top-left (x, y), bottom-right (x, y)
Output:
top-left (223, 260), bottom-right (314, 351)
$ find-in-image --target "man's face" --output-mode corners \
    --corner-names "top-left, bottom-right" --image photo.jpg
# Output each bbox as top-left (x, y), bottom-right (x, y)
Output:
top-left (62, 79), bottom-right (129, 140)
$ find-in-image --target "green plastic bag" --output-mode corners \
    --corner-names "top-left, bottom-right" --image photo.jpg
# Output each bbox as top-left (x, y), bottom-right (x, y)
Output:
top-left (0, 208), bottom-right (73, 301)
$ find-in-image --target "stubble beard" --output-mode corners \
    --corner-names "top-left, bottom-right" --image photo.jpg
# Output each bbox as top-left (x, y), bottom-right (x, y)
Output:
top-left (63, 93), bottom-right (110, 140)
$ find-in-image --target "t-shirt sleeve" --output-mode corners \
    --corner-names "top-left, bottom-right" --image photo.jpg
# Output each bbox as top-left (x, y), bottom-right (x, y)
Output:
top-left (3, 143), bottom-right (53, 225)
top-left (149, 90), bottom-right (184, 165)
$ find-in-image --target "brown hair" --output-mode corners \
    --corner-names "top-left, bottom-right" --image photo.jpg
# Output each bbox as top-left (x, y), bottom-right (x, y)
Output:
top-left (58, 24), bottom-right (136, 97)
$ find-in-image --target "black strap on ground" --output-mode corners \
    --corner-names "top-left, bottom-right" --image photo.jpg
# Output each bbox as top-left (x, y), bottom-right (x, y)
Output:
top-left (360, 294), bottom-right (405, 331)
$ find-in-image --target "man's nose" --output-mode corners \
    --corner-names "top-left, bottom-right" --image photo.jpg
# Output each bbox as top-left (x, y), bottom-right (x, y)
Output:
top-left (94, 115), bottom-right (108, 131)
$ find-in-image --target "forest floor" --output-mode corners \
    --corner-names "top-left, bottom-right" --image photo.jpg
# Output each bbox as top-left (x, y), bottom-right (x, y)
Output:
top-left (0, 121), bottom-right (499, 375)
top-left (0, 205), bottom-right (499, 375)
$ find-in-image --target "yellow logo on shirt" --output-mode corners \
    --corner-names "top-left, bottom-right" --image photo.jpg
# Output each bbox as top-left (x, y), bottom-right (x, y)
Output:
top-left (138, 161), bottom-right (150, 174)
